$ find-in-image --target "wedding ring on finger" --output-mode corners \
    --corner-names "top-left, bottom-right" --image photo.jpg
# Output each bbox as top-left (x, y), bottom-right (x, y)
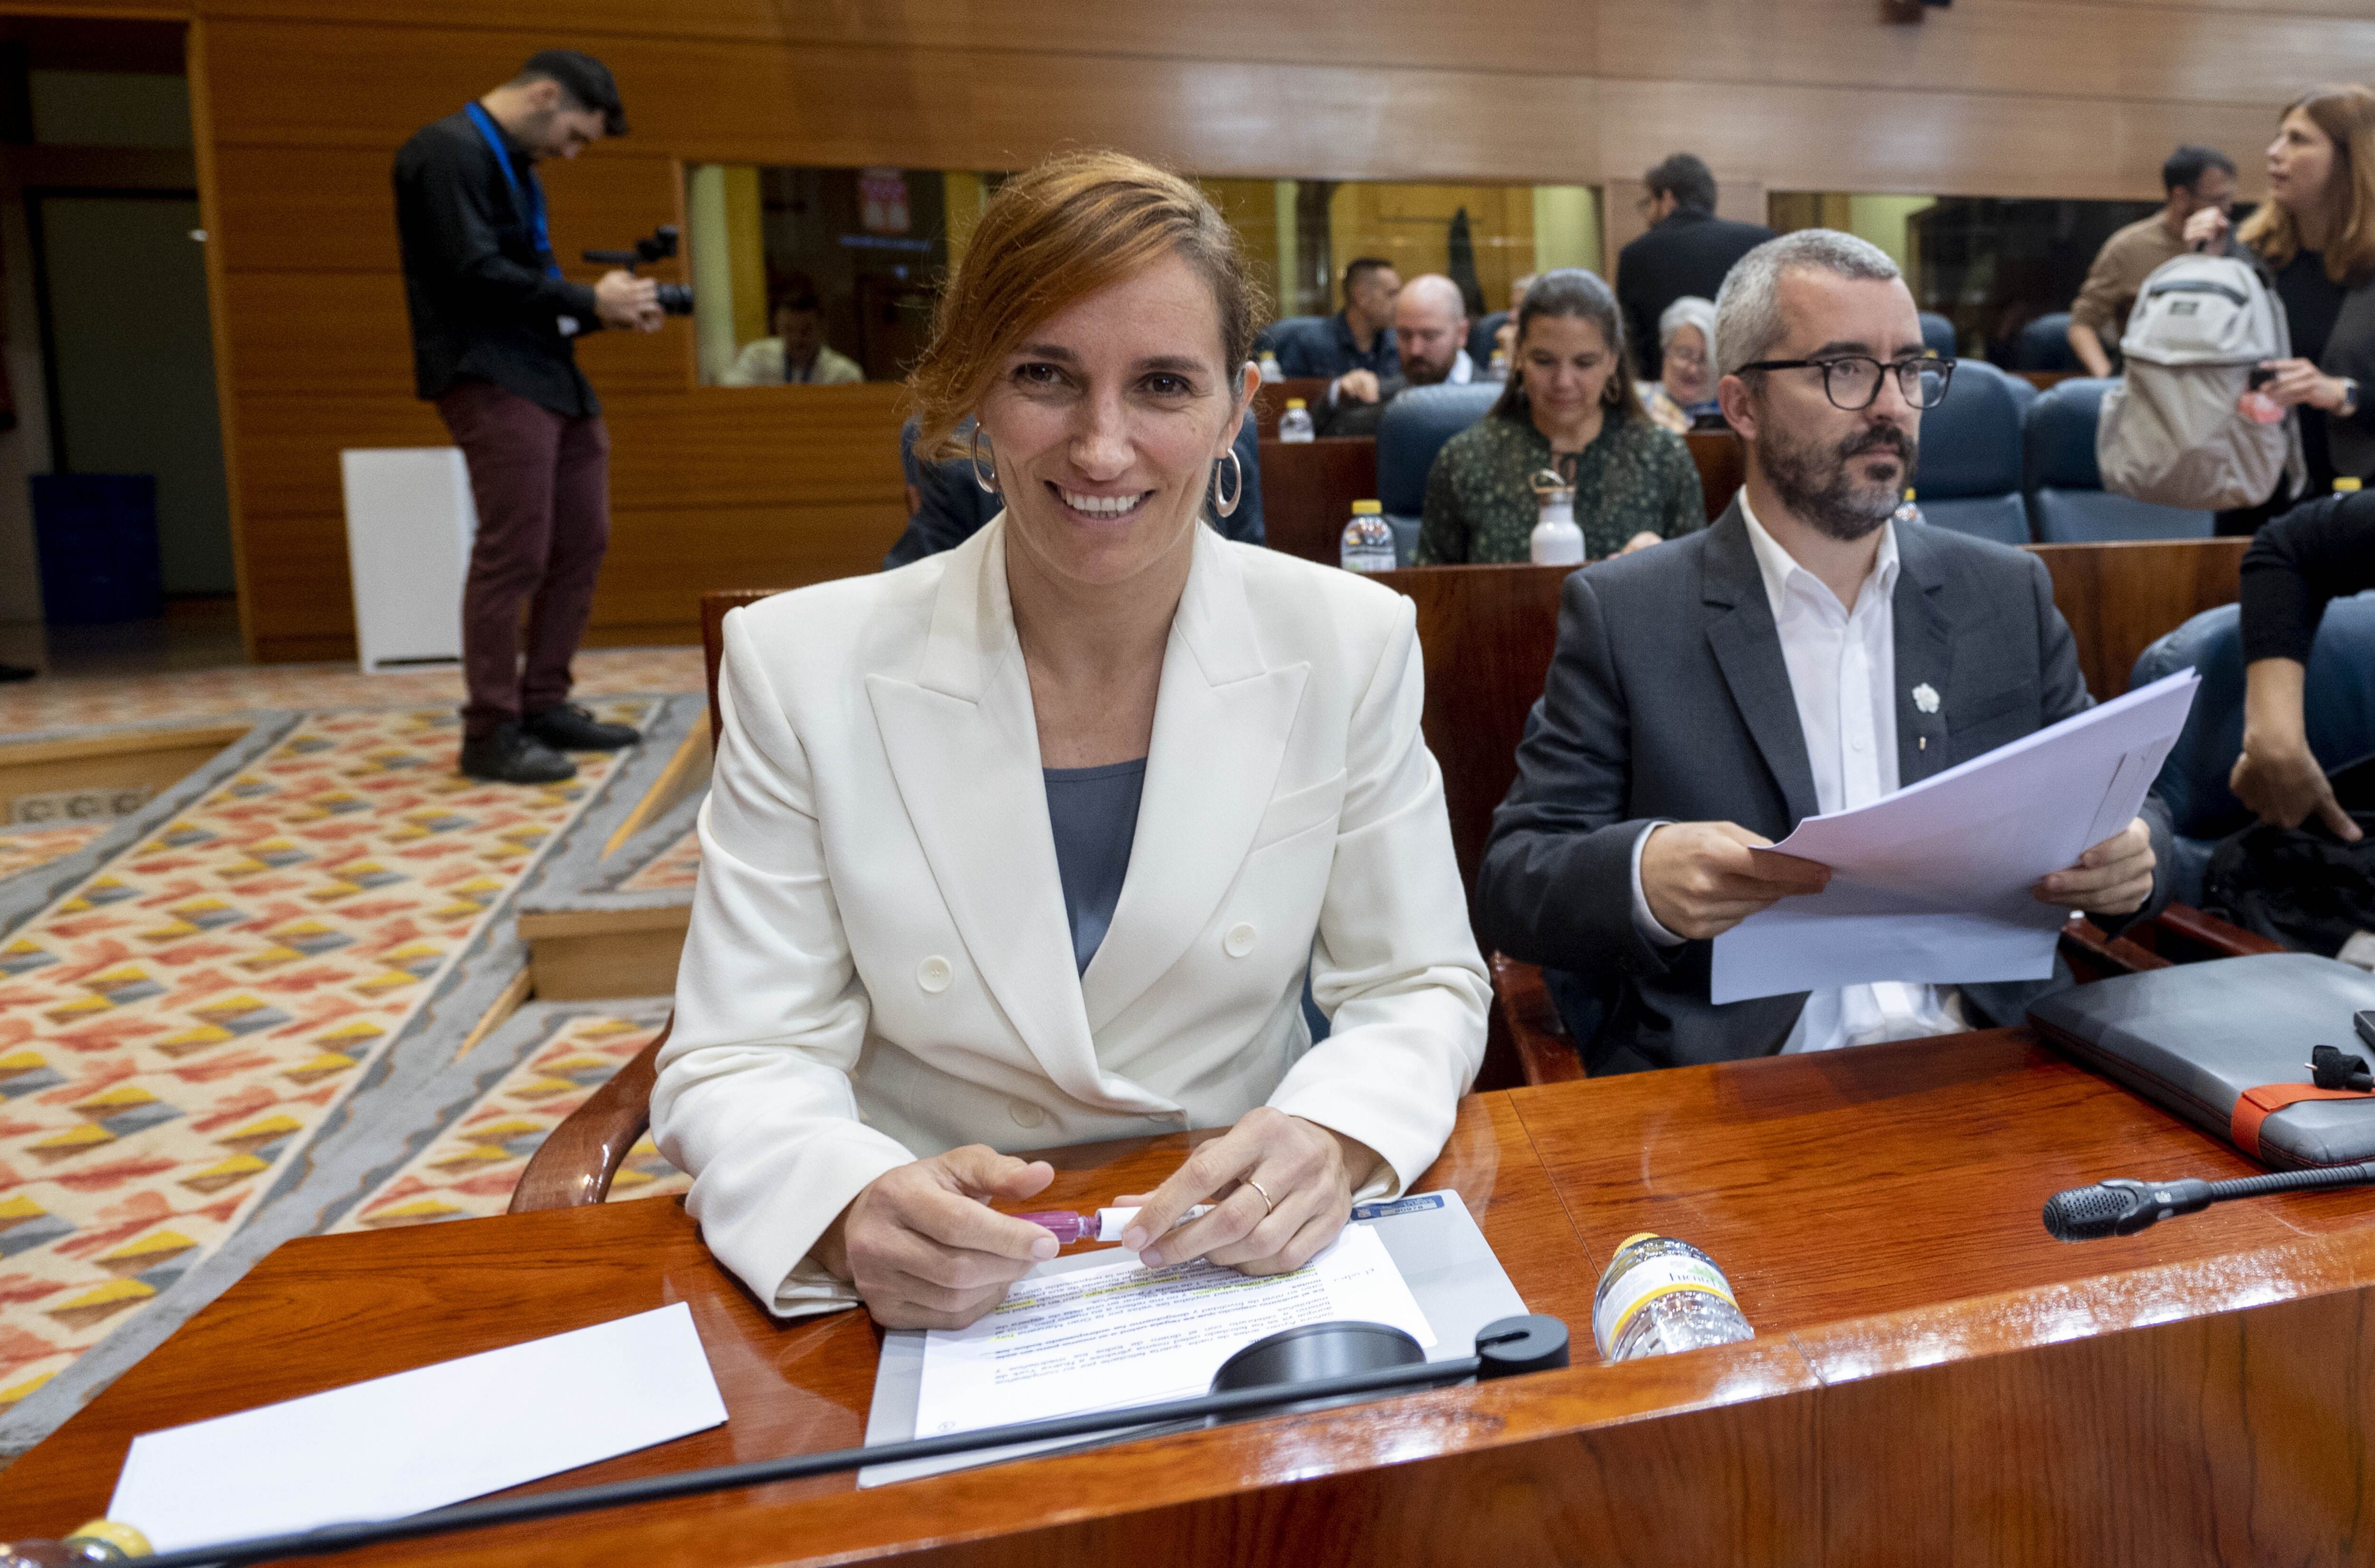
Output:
top-left (1244, 1177), bottom-right (1277, 1214)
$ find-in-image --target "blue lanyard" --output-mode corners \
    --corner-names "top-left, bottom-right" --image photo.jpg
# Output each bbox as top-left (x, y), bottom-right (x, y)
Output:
top-left (464, 102), bottom-right (560, 280)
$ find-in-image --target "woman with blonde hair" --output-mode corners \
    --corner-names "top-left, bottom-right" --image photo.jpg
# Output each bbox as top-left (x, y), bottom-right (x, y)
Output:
top-left (653, 151), bottom-right (1488, 1330)
top-left (2189, 84), bottom-right (2375, 530)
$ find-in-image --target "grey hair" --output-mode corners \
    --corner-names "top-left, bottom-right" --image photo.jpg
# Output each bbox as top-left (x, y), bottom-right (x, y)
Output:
top-left (1657, 295), bottom-right (1720, 377)
top-left (1713, 228), bottom-right (1901, 380)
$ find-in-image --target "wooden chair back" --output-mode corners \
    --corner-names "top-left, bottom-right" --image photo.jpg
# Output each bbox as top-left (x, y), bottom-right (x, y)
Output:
top-left (1684, 430), bottom-right (1743, 523)
top-left (1257, 436), bottom-right (1377, 564)
top-left (1250, 377), bottom-right (1336, 437)
top-left (1370, 563), bottom-right (1571, 915)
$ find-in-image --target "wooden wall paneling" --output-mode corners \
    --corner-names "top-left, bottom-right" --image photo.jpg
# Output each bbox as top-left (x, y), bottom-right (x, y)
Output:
top-left (591, 502), bottom-right (905, 628)
top-left (193, 0), bottom-right (1574, 79)
top-left (2032, 538), bottom-right (2248, 699)
top-left (1594, 0), bottom-right (2375, 124)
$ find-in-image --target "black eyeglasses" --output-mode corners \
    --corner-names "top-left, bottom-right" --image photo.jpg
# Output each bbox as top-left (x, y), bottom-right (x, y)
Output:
top-left (1733, 354), bottom-right (1955, 411)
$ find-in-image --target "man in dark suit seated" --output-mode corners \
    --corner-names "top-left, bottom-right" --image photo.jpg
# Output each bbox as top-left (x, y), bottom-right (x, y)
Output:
top-left (1478, 228), bottom-right (2174, 1075)
top-left (1276, 256), bottom-right (1401, 381)
top-left (1313, 274), bottom-right (1476, 437)
top-left (1617, 152), bottom-right (1774, 385)
top-left (886, 409), bottom-right (1264, 568)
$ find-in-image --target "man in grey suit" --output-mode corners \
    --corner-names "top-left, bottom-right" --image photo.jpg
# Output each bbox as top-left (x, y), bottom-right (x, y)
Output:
top-left (1478, 229), bottom-right (2172, 1076)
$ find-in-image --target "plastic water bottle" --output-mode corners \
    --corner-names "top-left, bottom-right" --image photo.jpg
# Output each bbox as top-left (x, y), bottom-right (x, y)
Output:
top-left (1277, 398), bottom-right (1315, 443)
top-left (1339, 499), bottom-right (1396, 574)
top-left (1488, 348), bottom-right (1510, 382)
top-left (1891, 487), bottom-right (1923, 528)
top-left (1593, 1233), bottom-right (1754, 1362)
top-left (1530, 473), bottom-right (1585, 566)
top-left (1259, 350), bottom-right (1283, 384)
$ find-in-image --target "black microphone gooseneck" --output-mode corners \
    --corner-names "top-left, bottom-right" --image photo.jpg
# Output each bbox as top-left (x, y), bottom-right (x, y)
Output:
top-left (122, 1316), bottom-right (1568, 1568)
top-left (2042, 1161), bottom-right (2375, 1241)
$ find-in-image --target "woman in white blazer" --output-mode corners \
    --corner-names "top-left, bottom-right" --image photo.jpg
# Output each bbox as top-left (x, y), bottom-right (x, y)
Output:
top-left (654, 152), bottom-right (1490, 1329)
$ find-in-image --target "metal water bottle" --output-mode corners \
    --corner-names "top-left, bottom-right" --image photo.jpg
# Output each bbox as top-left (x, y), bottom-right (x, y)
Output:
top-left (1529, 469), bottom-right (1585, 566)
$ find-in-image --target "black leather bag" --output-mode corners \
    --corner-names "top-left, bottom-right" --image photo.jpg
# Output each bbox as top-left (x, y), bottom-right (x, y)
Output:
top-left (2203, 752), bottom-right (2375, 958)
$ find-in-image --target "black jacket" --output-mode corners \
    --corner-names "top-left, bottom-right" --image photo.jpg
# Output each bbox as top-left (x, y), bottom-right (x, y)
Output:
top-left (885, 414), bottom-right (1265, 569)
top-left (394, 110), bottom-right (604, 416)
top-left (1616, 207), bottom-right (1774, 382)
top-left (2241, 491), bottom-right (2375, 665)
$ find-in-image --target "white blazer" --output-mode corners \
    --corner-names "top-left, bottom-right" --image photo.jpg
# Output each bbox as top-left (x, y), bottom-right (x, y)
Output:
top-left (653, 517), bottom-right (1489, 1316)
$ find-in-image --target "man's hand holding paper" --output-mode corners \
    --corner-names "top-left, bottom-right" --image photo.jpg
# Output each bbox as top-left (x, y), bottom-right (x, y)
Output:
top-left (1709, 669), bottom-right (2199, 1005)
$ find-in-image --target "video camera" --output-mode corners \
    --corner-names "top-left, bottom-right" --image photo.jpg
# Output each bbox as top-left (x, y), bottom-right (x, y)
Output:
top-left (582, 225), bottom-right (693, 316)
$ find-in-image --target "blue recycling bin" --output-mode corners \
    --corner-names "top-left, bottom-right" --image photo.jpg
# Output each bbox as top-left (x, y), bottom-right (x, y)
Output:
top-left (31, 473), bottom-right (163, 624)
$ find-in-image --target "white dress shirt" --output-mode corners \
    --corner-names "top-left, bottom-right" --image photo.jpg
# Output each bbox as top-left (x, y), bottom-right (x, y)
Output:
top-left (1630, 492), bottom-right (1965, 1053)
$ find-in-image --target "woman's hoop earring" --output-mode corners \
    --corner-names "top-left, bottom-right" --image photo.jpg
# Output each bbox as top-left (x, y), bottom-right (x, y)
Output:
top-left (1212, 448), bottom-right (1244, 518)
top-left (969, 424), bottom-right (999, 496)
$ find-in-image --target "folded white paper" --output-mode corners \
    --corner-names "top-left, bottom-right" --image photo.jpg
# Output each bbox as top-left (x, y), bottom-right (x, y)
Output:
top-left (107, 1302), bottom-right (728, 1552)
top-left (1710, 668), bottom-right (2200, 1004)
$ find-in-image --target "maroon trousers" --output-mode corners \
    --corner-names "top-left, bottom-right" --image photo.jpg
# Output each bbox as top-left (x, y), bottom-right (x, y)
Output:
top-left (437, 378), bottom-right (611, 739)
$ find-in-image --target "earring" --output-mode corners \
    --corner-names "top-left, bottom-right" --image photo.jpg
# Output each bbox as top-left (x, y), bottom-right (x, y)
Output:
top-left (1212, 448), bottom-right (1244, 518)
top-left (969, 424), bottom-right (999, 496)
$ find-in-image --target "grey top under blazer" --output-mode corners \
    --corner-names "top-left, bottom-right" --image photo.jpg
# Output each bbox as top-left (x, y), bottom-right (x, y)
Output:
top-left (1477, 497), bottom-right (2175, 1076)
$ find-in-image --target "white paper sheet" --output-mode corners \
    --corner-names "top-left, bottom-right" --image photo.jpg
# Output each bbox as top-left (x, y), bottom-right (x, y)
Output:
top-left (1710, 668), bottom-right (2200, 1004)
top-left (910, 1223), bottom-right (1434, 1438)
top-left (106, 1303), bottom-right (728, 1552)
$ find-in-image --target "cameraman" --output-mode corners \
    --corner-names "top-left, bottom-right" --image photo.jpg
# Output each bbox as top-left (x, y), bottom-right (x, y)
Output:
top-left (394, 49), bottom-right (661, 784)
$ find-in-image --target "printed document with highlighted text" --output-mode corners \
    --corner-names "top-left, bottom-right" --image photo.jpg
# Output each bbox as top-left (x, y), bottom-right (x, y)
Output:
top-left (911, 1222), bottom-right (1433, 1437)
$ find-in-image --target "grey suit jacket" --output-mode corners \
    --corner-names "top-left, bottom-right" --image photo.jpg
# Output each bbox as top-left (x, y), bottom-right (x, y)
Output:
top-left (1477, 498), bottom-right (2176, 1075)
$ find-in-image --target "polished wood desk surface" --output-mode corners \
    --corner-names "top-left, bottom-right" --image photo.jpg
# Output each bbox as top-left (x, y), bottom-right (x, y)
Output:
top-left (11, 1028), bottom-right (2375, 1566)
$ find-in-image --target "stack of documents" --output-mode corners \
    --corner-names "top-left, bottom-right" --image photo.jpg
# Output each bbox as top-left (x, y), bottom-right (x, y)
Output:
top-left (1711, 669), bottom-right (2200, 1004)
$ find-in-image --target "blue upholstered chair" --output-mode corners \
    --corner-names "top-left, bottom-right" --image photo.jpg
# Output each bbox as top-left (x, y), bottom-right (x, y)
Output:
top-left (2023, 378), bottom-right (2213, 542)
top-left (1376, 384), bottom-right (1502, 564)
top-left (1468, 311), bottom-right (1509, 369)
top-left (1913, 359), bottom-right (2037, 545)
top-left (2013, 312), bottom-right (2080, 372)
top-left (2130, 594), bottom-right (2375, 904)
top-left (1919, 312), bottom-right (1958, 359)
top-left (1262, 315), bottom-right (1338, 378)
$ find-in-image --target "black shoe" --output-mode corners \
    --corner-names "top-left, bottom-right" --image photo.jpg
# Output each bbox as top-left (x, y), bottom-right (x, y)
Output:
top-left (459, 723), bottom-right (578, 784)
top-left (522, 703), bottom-right (640, 752)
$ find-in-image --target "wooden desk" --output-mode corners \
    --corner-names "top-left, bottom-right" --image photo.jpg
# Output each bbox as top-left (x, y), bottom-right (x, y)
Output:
top-left (1249, 377), bottom-right (1334, 439)
top-left (2034, 536), bottom-right (2249, 698)
top-left (15, 1031), bottom-right (2375, 1565)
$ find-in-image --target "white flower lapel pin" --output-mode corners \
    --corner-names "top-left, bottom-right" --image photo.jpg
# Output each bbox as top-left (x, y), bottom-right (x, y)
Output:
top-left (1912, 682), bottom-right (1941, 715)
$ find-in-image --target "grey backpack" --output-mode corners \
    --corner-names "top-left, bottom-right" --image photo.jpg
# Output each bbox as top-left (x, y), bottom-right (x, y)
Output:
top-left (2099, 253), bottom-right (2305, 510)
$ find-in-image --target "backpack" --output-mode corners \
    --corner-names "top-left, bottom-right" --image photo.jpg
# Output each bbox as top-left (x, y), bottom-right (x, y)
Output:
top-left (2098, 253), bottom-right (2305, 511)
top-left (2203, 752), bottom-right (2375, 963)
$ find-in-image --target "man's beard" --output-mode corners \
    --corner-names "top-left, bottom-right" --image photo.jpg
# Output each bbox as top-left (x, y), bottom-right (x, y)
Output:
top-left (1406, 352), bottom-right (1456, 387)
top-left (1759, 421), bottom-right (1917, 541)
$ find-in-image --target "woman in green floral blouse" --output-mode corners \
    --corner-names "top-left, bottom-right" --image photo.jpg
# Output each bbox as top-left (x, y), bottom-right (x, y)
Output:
top-left (1416, 268), bottom-right (1705, 564)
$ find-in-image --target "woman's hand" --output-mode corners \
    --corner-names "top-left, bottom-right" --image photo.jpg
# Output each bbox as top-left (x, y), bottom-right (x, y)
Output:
top-left (2185, 207), bottom-right (2232, 252)
top-left (1617, 530), bottom-right (1663, 556)
top-left (1120, 1108), bottom-right (1382, 1275)
top-left (2234, 658), bottom-right (2362, 838)
top-left (2255, 358), bottom-right (2349, 411)
top-left (817, 1146), bottom-right (1060, 1330)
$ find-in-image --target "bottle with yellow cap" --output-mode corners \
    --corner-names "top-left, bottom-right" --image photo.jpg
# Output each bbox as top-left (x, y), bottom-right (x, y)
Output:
top-left (1339, 499), bottom-right (1396, 574)
top-left (0, 1520), bottom-right (152, 1566)
top-left (1592, 1233), bottom-right (1754, 1362)
top-left (2337, 477), bottom-right (2362, 493)
top-left (1276, 397), bottom-right (1314, 443)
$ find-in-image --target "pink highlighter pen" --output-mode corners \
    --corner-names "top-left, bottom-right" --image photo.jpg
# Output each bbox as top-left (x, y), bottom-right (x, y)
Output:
top-left (1014, 1204), bottom-right (1216, 1246)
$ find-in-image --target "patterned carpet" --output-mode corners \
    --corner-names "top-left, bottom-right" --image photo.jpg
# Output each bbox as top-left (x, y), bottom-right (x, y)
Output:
top-left (0, 648), bottom-right (704, 737)
top-left (0, 700), bottom-right (655, 1413)
top-left (617, 829), bottom-right (702, 894)
top-left (332, 1007), bottom-right (686, 1232)
top-left (0, 828), bottom-right (110, 886)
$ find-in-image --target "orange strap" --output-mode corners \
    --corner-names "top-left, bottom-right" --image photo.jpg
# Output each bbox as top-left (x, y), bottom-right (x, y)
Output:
top-left (2231, 1082), bottom-right (2375, 1159)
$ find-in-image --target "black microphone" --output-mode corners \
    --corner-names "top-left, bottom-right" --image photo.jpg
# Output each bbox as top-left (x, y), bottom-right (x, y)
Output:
top-left (2043, 1162), bottom-right (2375, 1241)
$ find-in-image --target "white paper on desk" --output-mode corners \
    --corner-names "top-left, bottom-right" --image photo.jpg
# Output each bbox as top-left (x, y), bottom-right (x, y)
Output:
top-left (105, 1302), bottom-right (728, 1553)
top-left (1710, 667), bottom-right (2200, 1005)
top-left (910, 1222), bottom-right (1433, 1438)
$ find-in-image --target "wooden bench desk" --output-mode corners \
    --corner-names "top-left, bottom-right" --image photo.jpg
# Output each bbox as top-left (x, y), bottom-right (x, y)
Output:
top-left (10, 1029), bottom-right (2375, 1565)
